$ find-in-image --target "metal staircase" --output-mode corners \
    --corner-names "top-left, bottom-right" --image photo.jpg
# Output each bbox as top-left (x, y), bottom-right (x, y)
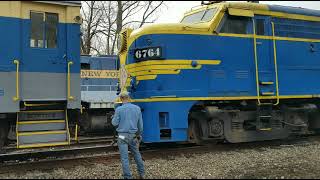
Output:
top-left (16, 108), bottom-right (70, 148)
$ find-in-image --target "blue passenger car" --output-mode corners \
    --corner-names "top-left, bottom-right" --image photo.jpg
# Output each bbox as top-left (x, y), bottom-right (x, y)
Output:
top-left (118, 2), bottom-right (320, 144)
top-left (0, 1), bottom-right (81, 149)
top-left (80, 55), bottom-right (119, 133)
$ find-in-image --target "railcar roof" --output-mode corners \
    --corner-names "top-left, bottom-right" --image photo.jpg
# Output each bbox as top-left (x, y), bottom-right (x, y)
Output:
top-left (81, 55), bottom-right (118, 64)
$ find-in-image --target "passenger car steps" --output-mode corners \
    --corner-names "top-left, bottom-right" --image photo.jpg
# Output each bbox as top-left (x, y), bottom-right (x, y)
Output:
top-left (16, 109), bottom-right (70, 148)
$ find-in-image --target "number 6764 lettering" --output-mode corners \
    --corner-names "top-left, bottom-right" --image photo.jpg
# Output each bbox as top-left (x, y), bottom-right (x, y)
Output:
top-left (135, 47), bottom-right (161, 59)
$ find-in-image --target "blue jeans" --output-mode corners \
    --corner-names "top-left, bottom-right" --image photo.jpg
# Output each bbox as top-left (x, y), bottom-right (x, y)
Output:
top-left (118, 133), bottom-right (145, 179)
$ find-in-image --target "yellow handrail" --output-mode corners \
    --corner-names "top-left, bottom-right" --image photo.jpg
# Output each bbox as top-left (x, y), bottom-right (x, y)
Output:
top-left (16, 113), bottom-right (19, 148)
top-left (252, 19), bottom-right (262, 105)
top-left (65, 109), bottom-right (71, 145)
top-left (271, 22), bottom-right (280, 105)
top-left (67, 61), bottom-right (74, 100)
top-left (75, 124), bottom-right (79, 142)
top-left (13, 60), bottom-right (20, 101)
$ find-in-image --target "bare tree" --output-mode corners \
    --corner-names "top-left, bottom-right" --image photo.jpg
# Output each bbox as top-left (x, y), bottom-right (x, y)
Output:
top-left (81, 1), bottom-right (166, 55)
top-left (80, 1), bottom-right (104, 55)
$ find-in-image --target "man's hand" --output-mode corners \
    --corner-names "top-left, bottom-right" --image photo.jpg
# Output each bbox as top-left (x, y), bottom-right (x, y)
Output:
top-left (136, 134), bottom-right (142, 142)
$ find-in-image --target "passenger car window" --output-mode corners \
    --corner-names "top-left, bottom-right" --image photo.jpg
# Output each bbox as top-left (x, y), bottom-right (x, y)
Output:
top-left (220, 15), bottom-right (250, 34)
top-left (30, 11), bottom-right (58, 48)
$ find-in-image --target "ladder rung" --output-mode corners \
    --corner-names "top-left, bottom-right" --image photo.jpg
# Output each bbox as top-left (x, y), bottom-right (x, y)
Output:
top-left (259, 102), bottom-right (273, 105)
top-left (259, 115), bottom-right (272, 118)
top-left (261, 92), bottom-right (275, 96)
top-left (18, 120), bottom-right (65, 125)
top-left (260, 81), bottom-right (274, 85)
top-left (259, 128), bottom-right (272, 131)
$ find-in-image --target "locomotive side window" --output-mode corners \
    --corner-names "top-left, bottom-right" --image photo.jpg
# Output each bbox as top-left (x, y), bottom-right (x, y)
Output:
top-left (81, 63), bottom-right (90, 70)
top-left (45, 13), bottom-right (58, 48)
top-left (30, 11), bottom-right (58, 48)
top-left (220, 15), bottom-right (250, 34)
top-left (30, 12), bottom-right (45, 48)
top-left (255, 19), bottom-right (265, 35)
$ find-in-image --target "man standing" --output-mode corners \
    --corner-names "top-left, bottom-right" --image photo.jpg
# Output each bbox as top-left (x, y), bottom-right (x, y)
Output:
top-left (112, 91), bottom-right (145, 179)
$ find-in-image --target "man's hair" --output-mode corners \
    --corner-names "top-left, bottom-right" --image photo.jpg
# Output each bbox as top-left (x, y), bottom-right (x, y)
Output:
top-left (119, 91), bottom-right (130, 99)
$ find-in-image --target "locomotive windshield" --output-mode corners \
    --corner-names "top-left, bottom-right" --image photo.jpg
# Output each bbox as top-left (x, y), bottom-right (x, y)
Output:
top-left (181, 8), bottom-right (217, 24)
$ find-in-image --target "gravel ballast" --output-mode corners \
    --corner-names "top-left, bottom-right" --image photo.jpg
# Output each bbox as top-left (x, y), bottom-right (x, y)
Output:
top-left (1, 142), bottom-right (320, 179)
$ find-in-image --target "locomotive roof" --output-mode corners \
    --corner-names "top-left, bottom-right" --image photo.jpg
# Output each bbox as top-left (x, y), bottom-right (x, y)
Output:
top-left (34, 1), bottom-right (81, 7)
top-left (267, 4), bottom-right (320, 17)
top-left (191, 2), bottom-right (320, 18)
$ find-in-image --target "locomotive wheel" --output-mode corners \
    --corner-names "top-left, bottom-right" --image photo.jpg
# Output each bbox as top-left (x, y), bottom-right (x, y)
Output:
top-left (188, 119), bottom-right (203, 145)
top-left (0, 121), bottom-right (9, 150)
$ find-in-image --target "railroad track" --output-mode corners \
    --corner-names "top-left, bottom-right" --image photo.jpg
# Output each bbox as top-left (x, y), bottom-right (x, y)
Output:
top-left (2, 135), bottom-right (116, 153)
top-left (1, 135), bottom-right (320, 174)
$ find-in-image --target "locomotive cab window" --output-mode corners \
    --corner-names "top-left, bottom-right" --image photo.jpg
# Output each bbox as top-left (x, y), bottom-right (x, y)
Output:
top-left (219, 15), bottom-right (250, 34)
top-left (181, 8), bottom-right (217, 24)
top-left (30, 11), bottom-right (58, 48)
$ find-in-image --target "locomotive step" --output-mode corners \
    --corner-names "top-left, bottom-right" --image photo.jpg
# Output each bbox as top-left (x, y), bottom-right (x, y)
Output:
top-left (17, 120), bottom-right (65, 124)
top-left (18, 130), bottom-right (68, 136)
top-left (17, 130), bottom-right (69, 147)
top-left (18, 141), bottom-right (69, 149)
top-left (18, 110), bottom-right (65, 121)
top-left (20, 110), bottom-right (65, 113)
top-left (17, 120), bottom-right (66, 132)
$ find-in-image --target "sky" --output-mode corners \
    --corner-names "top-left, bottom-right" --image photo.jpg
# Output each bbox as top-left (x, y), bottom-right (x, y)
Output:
top-left (155, 1), bottom-right (320, 23)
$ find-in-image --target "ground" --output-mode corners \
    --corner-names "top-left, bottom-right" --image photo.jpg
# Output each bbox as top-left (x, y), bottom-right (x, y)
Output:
top-left (1, 142), bottom-right (320, 179)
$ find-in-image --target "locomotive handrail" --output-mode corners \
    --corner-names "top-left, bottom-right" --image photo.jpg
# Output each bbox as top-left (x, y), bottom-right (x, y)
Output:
top-left (252, 19), bottom-right (262, 105)
top-left (271, 22), bottom-right (280, 105)
top-left (65, 109), bottom-right (71, 145)
top-left (67, 61), bottom-right (74, 100)
top-left (13, 60), bottom-right (20, 101)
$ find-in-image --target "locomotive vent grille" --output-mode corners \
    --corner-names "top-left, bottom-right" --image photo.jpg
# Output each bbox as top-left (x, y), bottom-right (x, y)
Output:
top-left (122, 31), bottom-right (128, 52)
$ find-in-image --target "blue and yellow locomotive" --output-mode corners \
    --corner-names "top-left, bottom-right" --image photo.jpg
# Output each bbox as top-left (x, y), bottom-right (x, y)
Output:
top-left (118, 2), bottom-right (320, 144)
top-left (0, 1), bottom-right (81, 149)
